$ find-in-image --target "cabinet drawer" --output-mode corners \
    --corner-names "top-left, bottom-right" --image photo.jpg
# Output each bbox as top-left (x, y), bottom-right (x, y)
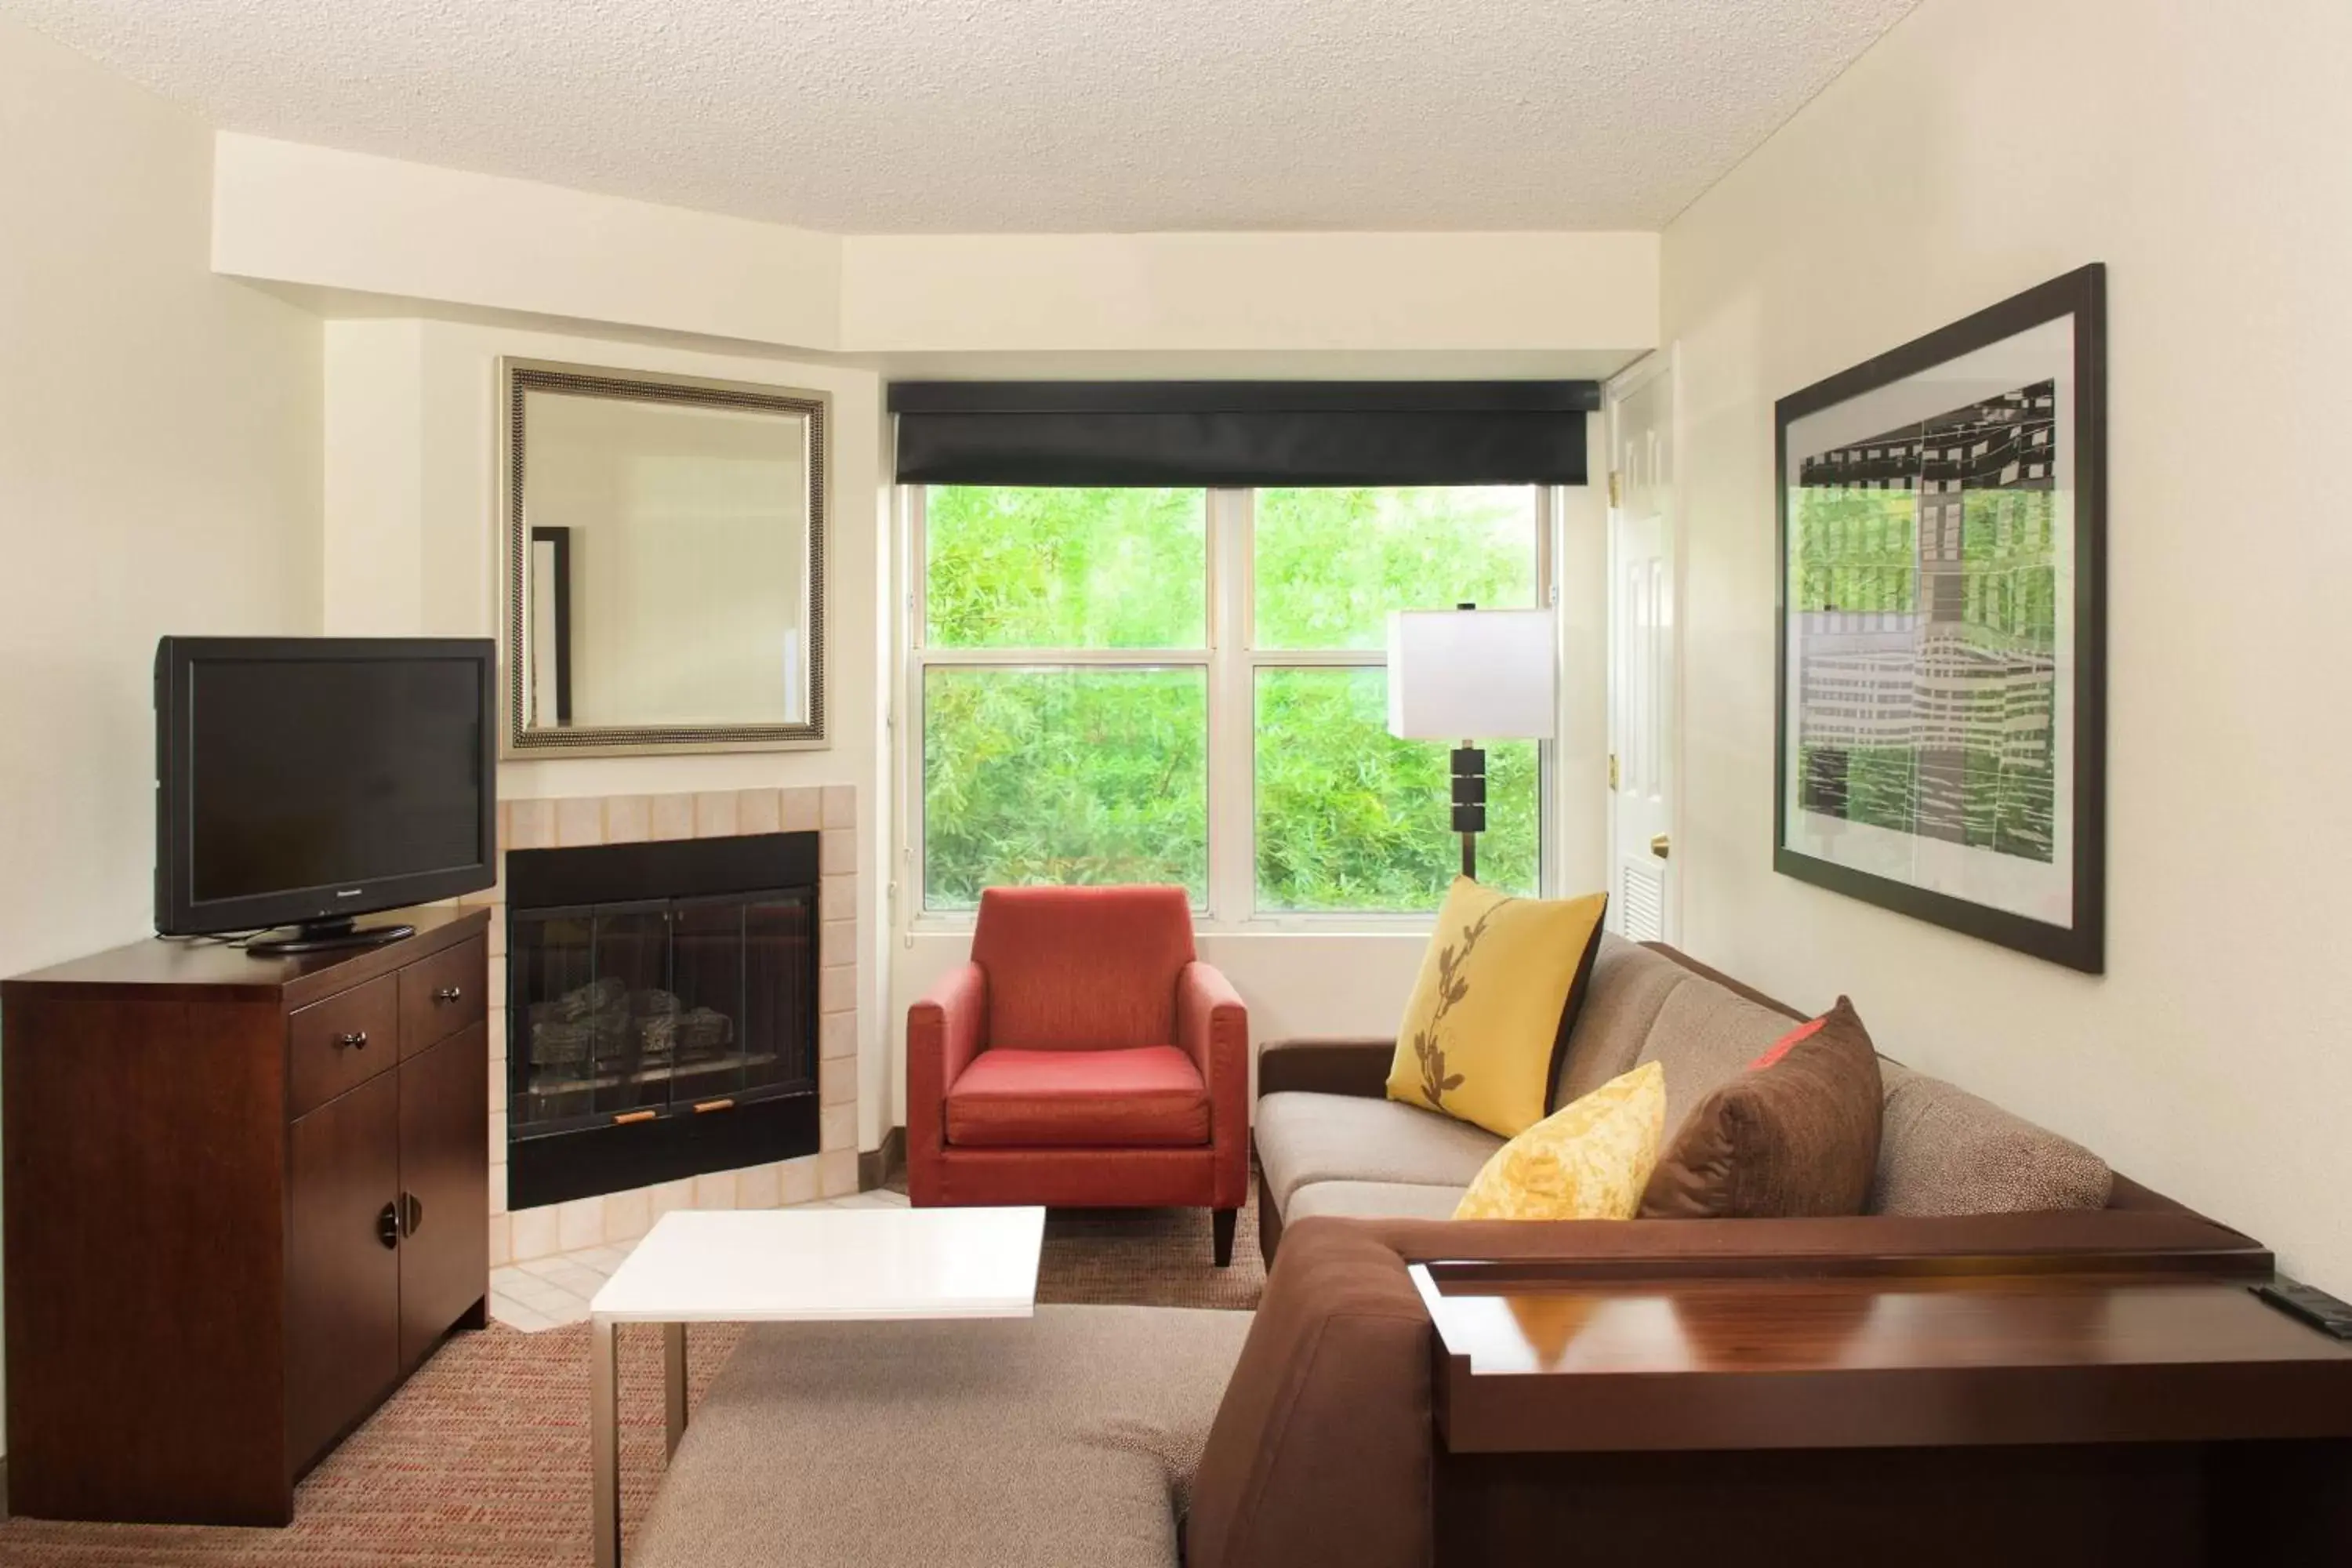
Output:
top-left (289, 975), bottom-right (398, 1120)
top-left (398, 936), bottom-right (487, 1060)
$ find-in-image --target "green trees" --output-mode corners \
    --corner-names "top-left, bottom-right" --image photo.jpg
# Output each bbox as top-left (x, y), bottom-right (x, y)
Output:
top-left (920, 485), bottom-right (1542, 912)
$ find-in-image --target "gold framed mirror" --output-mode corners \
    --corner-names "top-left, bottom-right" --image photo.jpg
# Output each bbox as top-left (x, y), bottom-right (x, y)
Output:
top-left (501, 360), bottom-right (828, 756)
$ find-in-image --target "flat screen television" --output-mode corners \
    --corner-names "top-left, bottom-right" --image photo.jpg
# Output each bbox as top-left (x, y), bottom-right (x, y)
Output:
top-left (155, 637), bottom-right (498, 954)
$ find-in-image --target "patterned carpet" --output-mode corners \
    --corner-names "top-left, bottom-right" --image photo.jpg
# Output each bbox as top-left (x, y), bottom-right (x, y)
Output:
top-left (0, 1201), bottom-right (1261, 1566)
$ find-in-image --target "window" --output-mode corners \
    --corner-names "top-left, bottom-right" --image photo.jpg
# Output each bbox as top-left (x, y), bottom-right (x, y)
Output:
top-left (912, 485), bottom-right (1550, 919)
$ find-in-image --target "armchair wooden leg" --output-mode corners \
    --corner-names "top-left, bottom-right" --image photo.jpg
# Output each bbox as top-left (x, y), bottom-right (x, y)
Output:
top-left (1211, 1207), bottom-right (1238, 1269)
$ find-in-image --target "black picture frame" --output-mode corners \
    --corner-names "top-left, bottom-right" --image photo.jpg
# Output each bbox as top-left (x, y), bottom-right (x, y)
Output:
top-left (1773, 264), bottom-right (2107, 972)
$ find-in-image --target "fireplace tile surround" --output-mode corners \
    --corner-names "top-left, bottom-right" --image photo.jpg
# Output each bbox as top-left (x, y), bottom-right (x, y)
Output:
top-left (472, 785), bottom-right (862, 1266)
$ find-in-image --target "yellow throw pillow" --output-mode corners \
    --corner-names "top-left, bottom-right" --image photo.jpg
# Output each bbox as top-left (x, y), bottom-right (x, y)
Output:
top-left (1386, 877), bottom-right (1609, 1139)
top-left (1453, 1062), bottom-right (1667, 1221)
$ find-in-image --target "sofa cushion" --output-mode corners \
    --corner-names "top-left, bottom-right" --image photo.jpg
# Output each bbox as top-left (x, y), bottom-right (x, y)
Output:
top-left (1254, 1091), bottom-right (1503, 1215)
top-left (1456, 1061), bottom-right (1667, 1221)
top-left (948, 1046), bottom-right (1208, 1148)
top-left (1549, 935), bottom-right (1700, 1110)
top-left (1641, 999), bottom-right (1883, 1219)
top-left (1285, 1180), bottom-right (1468, 1224)
top-left (634, 1305), bottom-right (1250, 1568)
top-left (1872, 1061), bottom-right (2112, 1214)
top-left (1385, 878), bottom-right (1609, 1138)
top-left (971, 884), bottom-right (1198, 1051)
top-left (1632, 979), bottom-right (1800, 1140)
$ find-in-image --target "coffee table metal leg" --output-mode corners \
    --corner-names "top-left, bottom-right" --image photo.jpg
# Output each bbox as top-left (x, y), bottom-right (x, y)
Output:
top-left (592, 1314), bottom-right (620, 1568)
top-left (664, 1322), bottom-right (688, 1457)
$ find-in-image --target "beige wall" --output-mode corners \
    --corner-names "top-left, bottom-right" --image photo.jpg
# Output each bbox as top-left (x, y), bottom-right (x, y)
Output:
top-left (1662, 0), bottom-right (2352, 1290)
top-left (212, 133), bottom-right (1657, 365)
top-left (321, 319), bottom-right (894, 1146)
top-left (0, 14), bottom-right (324, 1454)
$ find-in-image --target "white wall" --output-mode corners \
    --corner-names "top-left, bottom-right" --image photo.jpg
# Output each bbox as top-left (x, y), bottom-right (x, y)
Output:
top-left (0, 14), bottom-right (324, 1454)
top-left (1662, 0), bottom-right (2352, 1290)
top-left (321, 319), bottom-right (893, 1145)
top-left (212, 133), bottom-right (1658, 364)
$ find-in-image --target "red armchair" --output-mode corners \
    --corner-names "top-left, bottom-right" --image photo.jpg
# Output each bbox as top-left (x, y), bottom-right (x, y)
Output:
top-left (907, 885), bottom-right (1250, 1265)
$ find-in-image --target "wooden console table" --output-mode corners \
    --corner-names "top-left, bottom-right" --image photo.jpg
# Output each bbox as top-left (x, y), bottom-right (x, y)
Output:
top-left (1414, 1258), bottom-right (2352, 1565)
top-left (2, 908), bottom-right (491, 1525)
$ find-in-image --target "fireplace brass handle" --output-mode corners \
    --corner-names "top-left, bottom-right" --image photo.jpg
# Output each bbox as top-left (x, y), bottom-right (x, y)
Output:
top-left (612, 1109), bottom-right (658, 1126)
top-left (433, 985), bottom-right (463, 1004)
top-left (693, 1098), bottom-right (736, 1115)
top-left (336, 1030), bottom-right (369, 1050)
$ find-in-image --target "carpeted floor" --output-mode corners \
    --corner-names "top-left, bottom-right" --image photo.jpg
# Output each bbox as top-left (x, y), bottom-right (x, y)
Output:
top-left (0, 1201), bottom-right (1262, 1566)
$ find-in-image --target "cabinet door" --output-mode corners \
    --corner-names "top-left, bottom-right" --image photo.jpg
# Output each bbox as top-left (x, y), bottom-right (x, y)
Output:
top-left (397, 1022), bottom-right (489, 1370)
top-left (287, 1073), bottom-right (401, 1474)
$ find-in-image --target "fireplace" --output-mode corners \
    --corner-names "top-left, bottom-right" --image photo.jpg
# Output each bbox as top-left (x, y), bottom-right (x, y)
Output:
top-left (504, 831), bottom-right (821, 1210)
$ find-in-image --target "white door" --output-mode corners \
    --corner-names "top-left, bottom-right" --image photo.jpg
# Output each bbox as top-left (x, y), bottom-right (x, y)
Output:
top-left (1606, 355), bottom-right (1677, 943)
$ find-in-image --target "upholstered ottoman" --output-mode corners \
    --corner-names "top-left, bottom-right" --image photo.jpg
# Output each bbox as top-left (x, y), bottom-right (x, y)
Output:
top-left (631, 1305), bottom-right (1250, 1568)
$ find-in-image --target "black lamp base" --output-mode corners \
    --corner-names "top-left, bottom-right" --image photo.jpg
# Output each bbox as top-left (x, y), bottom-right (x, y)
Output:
top-left (1451, 741), bottom-right (1486, 880)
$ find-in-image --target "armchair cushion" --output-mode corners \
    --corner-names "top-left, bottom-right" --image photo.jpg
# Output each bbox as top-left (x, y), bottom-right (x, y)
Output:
top-left (946, 1046), bottom-right (1210, 1148)
top-left (971, 885), bottom-right (1199, 1051)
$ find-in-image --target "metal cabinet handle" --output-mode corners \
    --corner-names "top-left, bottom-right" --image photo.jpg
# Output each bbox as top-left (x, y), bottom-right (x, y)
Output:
top-left (434, 985), bottom-right (463, 1004)
top-left (401, 1192), bottom-right (424, 1237)
top-left (376, 1202), bottom-right (401, 1250)
top-left (337, 1029), bottom-right (369, 1050)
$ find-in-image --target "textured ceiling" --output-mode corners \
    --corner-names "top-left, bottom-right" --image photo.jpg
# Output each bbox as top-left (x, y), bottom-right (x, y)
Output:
top-left (3, 0), bottom-right (1918, 233)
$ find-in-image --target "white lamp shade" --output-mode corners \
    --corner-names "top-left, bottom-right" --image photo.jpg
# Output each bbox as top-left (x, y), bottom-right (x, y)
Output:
top-left (1386, 607), bottom-right (1557, 741)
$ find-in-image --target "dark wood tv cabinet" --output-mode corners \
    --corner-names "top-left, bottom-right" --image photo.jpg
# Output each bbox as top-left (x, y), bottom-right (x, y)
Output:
top-left (2, 908), bottom-right (491, 1525)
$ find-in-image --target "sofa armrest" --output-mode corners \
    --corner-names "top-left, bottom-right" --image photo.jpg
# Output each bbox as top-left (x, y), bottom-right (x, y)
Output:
top-left (1255, 1036), bottom-right (1394, 1100)
top-left (906, 964), bottom-right (987, 1198)
top-left (1178, 961), bottom-right (1250, 1210)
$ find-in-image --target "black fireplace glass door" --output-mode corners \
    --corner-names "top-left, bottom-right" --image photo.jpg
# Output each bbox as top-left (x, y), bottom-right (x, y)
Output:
top-left (666, 896), bottom-right (748, 1099)
top-left (742, 893), bottom-right (818, 1096)
top-left (591, 902), bottom-right (671, 1118)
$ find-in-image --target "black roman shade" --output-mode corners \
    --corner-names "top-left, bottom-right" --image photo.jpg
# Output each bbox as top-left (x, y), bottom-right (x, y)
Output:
top-left (889, 380), bottom-right (1595, 488)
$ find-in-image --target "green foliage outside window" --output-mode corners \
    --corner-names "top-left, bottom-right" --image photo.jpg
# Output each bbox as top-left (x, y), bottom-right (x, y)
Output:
top-left (925, 486), bottom-right (1204, 648)
top-left (1256, 667), bottom-right (1538, 909)
top-left (920, 485), bottom-right (1544, 914)
top-left (923, 666), bottom-right (1207, 909)
top-left (1255, 485), bottom-right (1537, 646)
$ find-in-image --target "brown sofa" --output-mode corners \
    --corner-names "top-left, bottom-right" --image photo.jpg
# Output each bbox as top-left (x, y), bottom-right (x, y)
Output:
top-left (1252, 934), bottom-right (2206, 1259)
top-left (630, 937), bottom-right (2267, 1568)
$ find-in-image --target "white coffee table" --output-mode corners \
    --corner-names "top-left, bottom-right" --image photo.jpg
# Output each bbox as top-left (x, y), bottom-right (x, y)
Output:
top-left (587, 1204), bottom-right (1047, 1568)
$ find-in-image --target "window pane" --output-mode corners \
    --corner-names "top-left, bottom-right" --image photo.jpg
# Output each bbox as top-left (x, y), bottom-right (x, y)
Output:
top-left (1255, 667), bottom-right (1537, 911)
top-left (924, 666), bottom-right (1207, 909)
top-left (1254, 486), bottom-right (1538, 650)
top-left (924, 487), bottom-right (1206, 648)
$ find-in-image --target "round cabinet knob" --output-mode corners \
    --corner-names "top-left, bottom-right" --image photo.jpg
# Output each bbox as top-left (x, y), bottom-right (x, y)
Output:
top-left (337, 1030), bottom-right (369, 1050)
top-left (434, 985), bottom-right (463, 1004)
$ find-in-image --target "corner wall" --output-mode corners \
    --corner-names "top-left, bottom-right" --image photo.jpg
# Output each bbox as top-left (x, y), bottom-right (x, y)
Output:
top-left (320, 318), bottom-right (893, 1152)
top-left (1662, 0), bottom-right (2352, 1289)
top-left (0, 14), bottom-right (325, 1454)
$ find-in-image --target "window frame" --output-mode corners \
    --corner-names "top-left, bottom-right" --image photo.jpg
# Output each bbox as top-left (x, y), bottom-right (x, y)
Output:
top-left (900, 485), bottom-right (1559, 931)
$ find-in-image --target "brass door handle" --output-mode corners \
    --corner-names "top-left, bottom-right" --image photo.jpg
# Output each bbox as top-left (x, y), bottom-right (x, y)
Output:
top-left (1650, 833), bottom-right (1671, 860)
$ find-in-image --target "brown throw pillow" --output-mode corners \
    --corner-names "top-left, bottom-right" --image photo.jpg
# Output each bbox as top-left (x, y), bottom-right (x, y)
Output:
top-left (1638, 996), bottom-right (1883, 1219)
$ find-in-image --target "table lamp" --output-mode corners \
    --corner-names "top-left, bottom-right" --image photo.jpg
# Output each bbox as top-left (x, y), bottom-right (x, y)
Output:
top-left (1387, 604), bottom-right (1557, 880)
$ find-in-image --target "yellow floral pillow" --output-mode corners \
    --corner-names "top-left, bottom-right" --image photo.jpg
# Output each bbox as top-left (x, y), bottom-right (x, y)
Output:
top-left (1386, 877), bottom-right (1609, 1139)
top-left (1452, 1062), bottom-right (1667, 1221)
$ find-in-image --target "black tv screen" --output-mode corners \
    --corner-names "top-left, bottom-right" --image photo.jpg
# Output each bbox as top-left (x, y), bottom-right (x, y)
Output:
top-left (156, 637), bottom-right (497, 937)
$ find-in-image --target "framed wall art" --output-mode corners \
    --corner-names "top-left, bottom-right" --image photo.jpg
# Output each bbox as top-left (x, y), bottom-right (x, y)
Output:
top-left (1775, 264), bottom-right (2106, 972)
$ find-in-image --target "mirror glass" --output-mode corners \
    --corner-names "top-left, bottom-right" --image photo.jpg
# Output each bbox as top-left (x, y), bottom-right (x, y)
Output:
top-left (506, 366), bottom-right (826, 753)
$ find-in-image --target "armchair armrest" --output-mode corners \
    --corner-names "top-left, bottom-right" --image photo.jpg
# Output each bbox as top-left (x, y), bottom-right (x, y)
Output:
top-left (1255, 1036), bottom-right (1396, 1100)
top-left (1178, 960), bottom-right (1250, 1210)
top-left (906, 964), bottom-right (987, 1199)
